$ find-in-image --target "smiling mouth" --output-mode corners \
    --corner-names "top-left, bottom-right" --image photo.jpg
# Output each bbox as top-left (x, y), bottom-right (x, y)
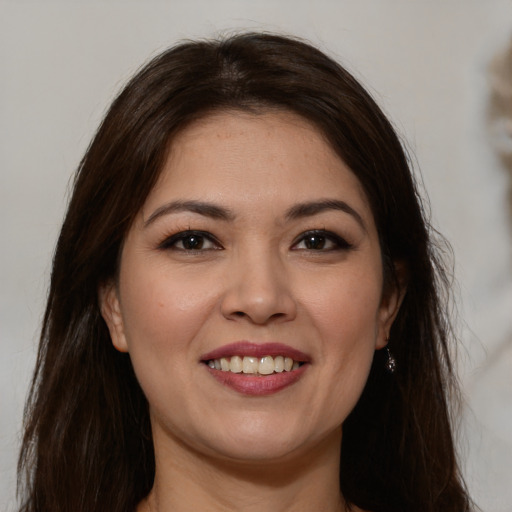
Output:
top-left (204, 355), bottom-right (305, 376)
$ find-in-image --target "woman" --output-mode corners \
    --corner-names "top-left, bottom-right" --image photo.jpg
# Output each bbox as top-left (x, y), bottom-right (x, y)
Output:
top-left (17, 33), bottom-right (472, 512)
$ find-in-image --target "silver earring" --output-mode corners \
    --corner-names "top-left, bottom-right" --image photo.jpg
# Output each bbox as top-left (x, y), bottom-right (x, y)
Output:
top-left (385, 346), bottom-right (396, 374)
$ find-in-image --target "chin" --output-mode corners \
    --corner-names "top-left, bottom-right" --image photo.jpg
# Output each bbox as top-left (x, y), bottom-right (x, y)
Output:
top-left (206, 438), bottom-right (310, 466)
top-left (190, 412), bottom-right (339, 465)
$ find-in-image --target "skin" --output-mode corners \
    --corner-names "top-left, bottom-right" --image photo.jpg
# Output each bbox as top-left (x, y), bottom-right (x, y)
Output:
top-left (100, 111), bottom-right (404, 512)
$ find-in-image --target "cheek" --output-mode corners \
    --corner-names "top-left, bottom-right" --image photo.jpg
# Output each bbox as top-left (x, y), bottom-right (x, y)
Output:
top-left (302, 266), bottom-right (383, 346)
top-left (117, 263), bottom-right (223, 433)
top-left (118, 262), bottom-right (218, 369)
top-left (300, 263), bottom-right (383, 401)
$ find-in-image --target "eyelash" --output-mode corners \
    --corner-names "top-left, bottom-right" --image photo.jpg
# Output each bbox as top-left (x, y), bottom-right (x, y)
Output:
top-left (291, 230), bottom-right (353, 252)
top-left (158, 230), bottom-right (223, 252)
top-left (158, 229), bottom-right (352, 253)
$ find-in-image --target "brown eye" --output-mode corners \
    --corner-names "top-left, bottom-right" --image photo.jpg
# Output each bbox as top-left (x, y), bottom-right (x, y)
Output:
top-left (180, 234), bottom-right (205, 250)
top-left (303, 234), bottom-right (327, 250)
top-left (292, 230), bottom-right (352, 251)
top-left (159, 231), bottom-right (221, 251)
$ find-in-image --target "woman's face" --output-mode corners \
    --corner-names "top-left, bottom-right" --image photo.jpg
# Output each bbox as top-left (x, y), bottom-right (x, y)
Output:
top-left (101, 111), bottom-right (401, 464)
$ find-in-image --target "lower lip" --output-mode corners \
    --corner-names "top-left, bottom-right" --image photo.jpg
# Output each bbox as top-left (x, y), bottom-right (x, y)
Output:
top-left (205, 365), bottom-right (308, 396)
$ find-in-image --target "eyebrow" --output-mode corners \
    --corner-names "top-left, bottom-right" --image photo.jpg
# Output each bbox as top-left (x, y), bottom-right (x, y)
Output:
top-left (144, 200), bottom-right (235, 227)
top-left (285, 199), bottom-right (366, 231)
top-left (144, 198), bottom-right (366, 230)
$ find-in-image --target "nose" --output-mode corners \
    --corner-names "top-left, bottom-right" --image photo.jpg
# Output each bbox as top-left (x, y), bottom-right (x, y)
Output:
top-left (220, 249), bottom-right (297, 325)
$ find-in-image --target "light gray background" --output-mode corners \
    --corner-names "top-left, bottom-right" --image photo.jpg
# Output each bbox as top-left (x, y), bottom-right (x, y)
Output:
top-left (1, 1), bottom-right (512, 511)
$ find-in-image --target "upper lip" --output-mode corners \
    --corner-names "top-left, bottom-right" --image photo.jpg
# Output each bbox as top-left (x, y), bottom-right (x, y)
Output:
top-left (200, 341), bottom-right (311, 362)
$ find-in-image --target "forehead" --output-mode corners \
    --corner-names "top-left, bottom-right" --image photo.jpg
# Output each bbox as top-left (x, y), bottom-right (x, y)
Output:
top-left (142, 110), bottom-right (373, 223)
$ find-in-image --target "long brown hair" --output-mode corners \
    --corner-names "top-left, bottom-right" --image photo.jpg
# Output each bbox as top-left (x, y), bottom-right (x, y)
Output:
top-left (18, 33), bottom-right (472, 512)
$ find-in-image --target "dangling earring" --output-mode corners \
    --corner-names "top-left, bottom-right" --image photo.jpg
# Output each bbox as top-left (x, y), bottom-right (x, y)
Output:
top-left (385, 342), bottom-right (396, 374)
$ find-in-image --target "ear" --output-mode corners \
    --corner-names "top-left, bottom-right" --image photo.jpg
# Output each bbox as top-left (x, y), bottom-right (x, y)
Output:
top-left (376, 261), bottom-right (408, 349)
top-left (98, 280), bottom-right (129, 353)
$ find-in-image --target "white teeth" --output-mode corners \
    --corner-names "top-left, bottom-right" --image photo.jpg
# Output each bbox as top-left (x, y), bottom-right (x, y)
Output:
top-left (229, 355), bottom-right (242, 373)
top-left (242, 356), bottom-right (259, 374)
top-left (258, 356), bottom-right (274, 375)
top-left (207, 355), bottom-right (303, 375)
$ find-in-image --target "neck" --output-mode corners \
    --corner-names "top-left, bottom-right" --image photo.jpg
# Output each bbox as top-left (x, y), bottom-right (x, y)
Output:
top-left (141, 428), bottom-right (350, 512)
